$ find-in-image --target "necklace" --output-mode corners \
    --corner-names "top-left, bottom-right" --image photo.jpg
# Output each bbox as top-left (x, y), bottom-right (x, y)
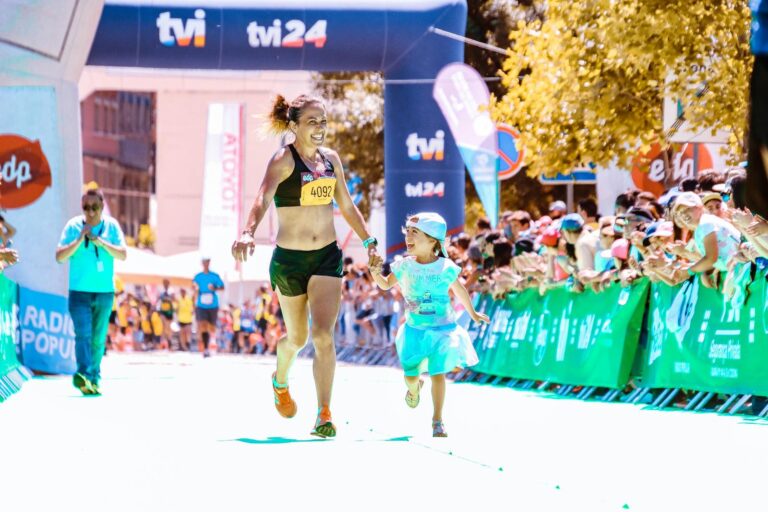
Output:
top-left (295, 146), bottom-right (323, 173)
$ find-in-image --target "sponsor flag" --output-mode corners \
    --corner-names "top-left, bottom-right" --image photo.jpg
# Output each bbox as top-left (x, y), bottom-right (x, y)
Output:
top-left (198, 103), bottom-right (244, 274)
top-left (433, 63), bottom-right (499, 227)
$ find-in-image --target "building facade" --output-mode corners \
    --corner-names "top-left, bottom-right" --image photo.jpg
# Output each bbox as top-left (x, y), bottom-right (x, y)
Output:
top-left (80, 90), bottom-right (156, 241)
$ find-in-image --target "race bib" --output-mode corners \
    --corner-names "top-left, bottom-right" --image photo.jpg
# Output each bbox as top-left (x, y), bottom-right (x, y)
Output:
top-left (300, 175), bottom-right (336, 206)
top-left (161, 302), bottom-right (171, 311)
top-left (241, 319), bottom-right (253, 329)
top-left (200, 293), bottom-right (214, 306)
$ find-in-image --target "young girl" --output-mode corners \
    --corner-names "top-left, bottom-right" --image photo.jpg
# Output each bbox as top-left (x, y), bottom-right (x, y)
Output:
top-left (369, 212), bottom-right (489, 437)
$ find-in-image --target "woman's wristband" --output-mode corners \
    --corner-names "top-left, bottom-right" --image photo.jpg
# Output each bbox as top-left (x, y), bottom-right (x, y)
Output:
top-left (362, 237), bottom-right (378, 249)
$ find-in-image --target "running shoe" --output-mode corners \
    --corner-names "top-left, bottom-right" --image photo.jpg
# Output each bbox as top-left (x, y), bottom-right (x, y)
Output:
top-left (405, 379), bottom-right (424, 408)
top-left (272, 372), bottom-right (297, 418)
top-left (432, 420), bottom-right (448, 438)
top-left (72, 373), bottom-right (93, 395)
top-left (90, 382), bottom-right (102, 396)
top-left (310, 405), bottom-right (336, 438)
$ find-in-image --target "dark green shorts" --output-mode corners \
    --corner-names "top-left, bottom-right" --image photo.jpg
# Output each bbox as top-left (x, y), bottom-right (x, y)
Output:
top-left (269, 242), bottom-right (343, 297)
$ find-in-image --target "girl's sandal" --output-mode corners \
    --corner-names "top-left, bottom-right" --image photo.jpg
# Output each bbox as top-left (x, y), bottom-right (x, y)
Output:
top-left (432, 420), bottom-right (448, 438)
top-left (405, 379), bottom-right (424, 408)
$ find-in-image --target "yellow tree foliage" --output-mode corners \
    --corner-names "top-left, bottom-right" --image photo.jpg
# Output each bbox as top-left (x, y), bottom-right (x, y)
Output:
top-left (494, 0), bottom-right (753, 178)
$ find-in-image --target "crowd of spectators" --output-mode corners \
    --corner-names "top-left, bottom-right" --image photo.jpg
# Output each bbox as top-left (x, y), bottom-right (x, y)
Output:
top-left (447, 168), bottom-right (768, 308)
top-left (102, 165), bottom-right (768, 357)
top-left (107, 280), bottom-right (286, 355)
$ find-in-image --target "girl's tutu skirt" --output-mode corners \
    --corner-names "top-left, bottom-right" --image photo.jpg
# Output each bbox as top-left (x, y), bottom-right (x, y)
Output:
top-left (395, 322), bottom-right (479, 377)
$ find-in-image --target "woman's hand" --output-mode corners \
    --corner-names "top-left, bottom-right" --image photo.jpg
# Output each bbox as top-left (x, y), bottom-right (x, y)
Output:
top-left (232, 232), bottom-right (256, 262)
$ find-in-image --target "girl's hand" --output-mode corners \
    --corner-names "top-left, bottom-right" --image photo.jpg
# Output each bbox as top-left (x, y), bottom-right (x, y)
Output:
top-left (368, 254), bottom-right (384, 275)
top-left (470, 311), bottom-right (490, 324)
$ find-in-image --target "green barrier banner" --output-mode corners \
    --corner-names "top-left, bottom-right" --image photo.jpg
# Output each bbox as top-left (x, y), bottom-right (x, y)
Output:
top-left (472, 280), bottom-right (649, 388)
top-left (640, 273), bottom-right (768, 394)
top-left (0, 274), bottom-right (29, 402)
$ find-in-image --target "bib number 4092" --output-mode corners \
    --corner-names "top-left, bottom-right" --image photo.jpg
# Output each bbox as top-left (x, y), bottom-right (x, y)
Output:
top-left (247, 19), bottom-right (328, 48)
top-left (311, 185), bottom-right (333, 198)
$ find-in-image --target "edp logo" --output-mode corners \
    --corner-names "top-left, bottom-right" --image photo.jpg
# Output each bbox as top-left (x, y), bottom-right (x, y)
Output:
top-left (1, 154), bottom-right (32, 189)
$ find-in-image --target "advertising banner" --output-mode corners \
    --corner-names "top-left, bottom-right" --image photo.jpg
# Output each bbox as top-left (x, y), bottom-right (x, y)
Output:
top-left (198, 103), bottom-right (244, 274)
top-left (433, 63), bottom-right (499, 226)
top-left (0, 86), bottom-right (68, 294)
top-left (0, 86), bottom-right (83, 374)
top-left (640, 274), bottom-right (768, 394)
top-left (18, 286), bottom-right (77, 375)
top-left (471, 280), bottom-right (649, 388)
top-left (87, 2), bottom-right (460, 72)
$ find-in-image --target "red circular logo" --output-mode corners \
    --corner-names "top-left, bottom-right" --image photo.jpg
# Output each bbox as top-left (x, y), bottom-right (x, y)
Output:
top-left (631, 143), bottom-right (713, 196)
top-left (0, 134), bottom-right (52, 209)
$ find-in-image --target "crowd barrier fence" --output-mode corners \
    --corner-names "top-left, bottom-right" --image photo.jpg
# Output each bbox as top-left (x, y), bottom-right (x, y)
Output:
top-left (325, 272), bottom-right (768, 417)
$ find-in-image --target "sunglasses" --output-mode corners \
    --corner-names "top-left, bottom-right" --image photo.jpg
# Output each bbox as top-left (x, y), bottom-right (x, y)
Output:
top-left (82, 203), bottom-right (102, 212)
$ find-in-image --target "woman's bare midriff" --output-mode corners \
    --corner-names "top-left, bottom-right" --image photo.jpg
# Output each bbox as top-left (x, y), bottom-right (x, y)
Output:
top-left (275, 204), bottom-right (337, 250)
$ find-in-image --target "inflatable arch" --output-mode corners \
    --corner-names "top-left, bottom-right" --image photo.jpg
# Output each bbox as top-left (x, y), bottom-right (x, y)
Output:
top-left (89, 0), bottom-right (468, 255)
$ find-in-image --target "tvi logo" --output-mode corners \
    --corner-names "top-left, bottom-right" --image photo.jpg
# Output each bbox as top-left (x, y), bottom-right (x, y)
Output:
top-left (157, 9), bottom-right (206, 47)
top-left (404, 181), bottom-right (445, 198)
top-left (247, 19), bottom-right (328, 48)
top-left (406, 131), bottom-right (445, 161)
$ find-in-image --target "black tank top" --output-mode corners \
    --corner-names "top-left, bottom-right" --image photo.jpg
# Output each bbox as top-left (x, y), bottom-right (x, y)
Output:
top-left (273, 145), bottom-right (337, 208)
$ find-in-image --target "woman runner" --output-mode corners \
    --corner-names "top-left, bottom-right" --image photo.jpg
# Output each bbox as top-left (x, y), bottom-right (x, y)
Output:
top-left (232, 94), bottom-right (379, 437)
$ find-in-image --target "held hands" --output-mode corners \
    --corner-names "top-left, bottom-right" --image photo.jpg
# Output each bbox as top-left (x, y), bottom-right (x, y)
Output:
top-left (367, 242), bottom-right (379, 259)
top-left (232, 231), bottom-right (256, 262)
top-left (368, 253), bottom-right (384, 276)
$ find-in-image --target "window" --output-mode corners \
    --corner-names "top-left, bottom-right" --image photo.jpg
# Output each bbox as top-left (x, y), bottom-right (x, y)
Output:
top-left (112, 101), bottom-right (118, 134)
top-left (93, 101), bottom-right (100, 132)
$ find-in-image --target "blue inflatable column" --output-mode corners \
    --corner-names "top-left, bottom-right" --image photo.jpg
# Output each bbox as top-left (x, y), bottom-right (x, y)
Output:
top-left (383, 5), bottom-right (467, 257)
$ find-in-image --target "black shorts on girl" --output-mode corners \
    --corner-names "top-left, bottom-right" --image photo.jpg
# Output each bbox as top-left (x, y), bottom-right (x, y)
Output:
top-left (269, 242), bottom-right (343, 297)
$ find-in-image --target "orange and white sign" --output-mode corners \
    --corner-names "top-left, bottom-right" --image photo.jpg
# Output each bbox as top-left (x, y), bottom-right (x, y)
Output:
top-left (0, 134), bottom-right (52, 209)
top-left (630, 142), bottom-right (726, 196)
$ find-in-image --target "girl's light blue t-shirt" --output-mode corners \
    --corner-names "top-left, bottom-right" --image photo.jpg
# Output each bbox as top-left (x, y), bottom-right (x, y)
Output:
top-left (391, 257), bottom-right (461, 328)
